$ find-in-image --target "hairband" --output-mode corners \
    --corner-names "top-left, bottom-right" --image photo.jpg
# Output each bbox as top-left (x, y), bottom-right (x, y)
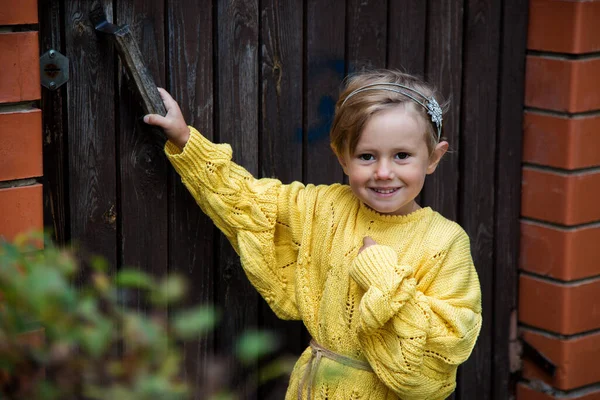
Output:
top-left (341, 83), bottom-right (443, 140)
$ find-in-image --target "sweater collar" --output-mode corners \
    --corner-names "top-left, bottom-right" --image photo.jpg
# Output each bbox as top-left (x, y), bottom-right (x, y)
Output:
top-left (358, 200), bottom-right (433, 223)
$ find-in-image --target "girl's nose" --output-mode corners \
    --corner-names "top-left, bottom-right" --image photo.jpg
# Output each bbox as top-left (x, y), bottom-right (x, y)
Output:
top-left (374, 161), bottom-right (394, 180)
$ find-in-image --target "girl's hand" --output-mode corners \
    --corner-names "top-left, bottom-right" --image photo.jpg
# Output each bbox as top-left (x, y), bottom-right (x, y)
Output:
top-left (358, 236), bottom-right (377, 254)
top-left (143, 88), bottom-right (190, 150)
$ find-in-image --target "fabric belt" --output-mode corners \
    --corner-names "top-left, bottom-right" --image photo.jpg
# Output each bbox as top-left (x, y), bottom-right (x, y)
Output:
top-left (298, 339), bottom-right (373, 400)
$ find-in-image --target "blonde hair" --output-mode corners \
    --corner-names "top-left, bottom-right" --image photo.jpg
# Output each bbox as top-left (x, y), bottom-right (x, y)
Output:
top-left (330, 70), bottom-right (447, 158)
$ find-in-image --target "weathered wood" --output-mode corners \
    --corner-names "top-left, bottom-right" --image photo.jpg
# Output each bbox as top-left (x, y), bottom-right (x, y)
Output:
top-left (346, 0), bottom-right (387, 73)
top-left (305, 0), bottom-right (345, 185)
top-left (112, 28), bottom-right (166, 120)
top-left (456, 0), bottom-right (503, 398)
top-left (387, 1), bottom-right (427, 74)
top-left (422, 0), bottom-right (464, 221)
top-left (493, 1), bottom-right (528, 398)
top-left (39, 0), bottom-right (68, 244)
top-left (90, 3), bottom-right (166, 143)
top-left (166, 0), bottom-right (215, 398)
top-left (90, 1), bottom-right (166, 139)
top-left (65, 0), bottom-right (117, 264)
top-left (259, 0), bottom-right (306, 397)
top-left (422, 5), bottom-right (466, 392)
top-left (216, 0), bottom-right (260, 398)
top-left (44, 1), bottom-right (532, 397)
top-left (116, 0), bottom-right (168, 315)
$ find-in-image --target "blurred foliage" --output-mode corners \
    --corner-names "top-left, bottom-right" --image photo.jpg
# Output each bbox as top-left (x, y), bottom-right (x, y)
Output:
top-left (0, 233), bottom-right (292, 399)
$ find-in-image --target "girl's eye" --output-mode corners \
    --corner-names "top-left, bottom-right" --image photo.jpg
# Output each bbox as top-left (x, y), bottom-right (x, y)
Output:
top-left (358, 154), bottom-right (374, 161)
top-left (395, 152), bottom-right (409, 160)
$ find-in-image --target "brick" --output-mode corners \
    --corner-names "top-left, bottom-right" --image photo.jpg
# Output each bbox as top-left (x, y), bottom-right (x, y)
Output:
top-left (0, 109), bottom-right (42, 181)
top-left (0, 185), bottom-right (43, 243)
top-left (523, 112), bottom-right (600, 169)
top-left (517, 383), bottom-right (600, 400)
top-left (520, 221), bottom-right (600, 281)
top-left (0, 32), bottom-right (41, 103)
top-left (525, 56), bottom-right (600, 113)
top-left (519, 274), bottom-right (600, 335)
top-left (521, 329), bottom-right (600, 390)
top-left (528, 0), bottom-right (600, 54)
top-left (521, 168), bottom-right (600, 226)
top-left (0, 0), bottom-right (38, 25)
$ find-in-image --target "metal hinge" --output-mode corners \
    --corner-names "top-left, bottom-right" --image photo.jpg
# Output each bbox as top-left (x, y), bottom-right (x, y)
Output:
top-left (40, 49), bottom-right (69, 90)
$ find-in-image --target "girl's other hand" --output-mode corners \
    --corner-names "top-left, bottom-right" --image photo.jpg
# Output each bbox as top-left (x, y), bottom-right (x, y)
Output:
top-left (143, 88), bottom-right (190, 150)
top-left (358, 236), bottom-right (377, 254)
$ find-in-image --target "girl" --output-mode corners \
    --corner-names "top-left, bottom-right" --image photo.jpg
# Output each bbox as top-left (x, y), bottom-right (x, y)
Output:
top-left (144, 70), bottom-right (482, 400)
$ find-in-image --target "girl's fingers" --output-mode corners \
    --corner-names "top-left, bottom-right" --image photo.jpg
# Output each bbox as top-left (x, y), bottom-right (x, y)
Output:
top-left (143, 113), bottom-right (169, 128)
top-left (358, 237), bottom-right (377, 254)
top-left (156, 88), bottom-right (180, 113)
top-left (363, 236), bottom-right (377, 247)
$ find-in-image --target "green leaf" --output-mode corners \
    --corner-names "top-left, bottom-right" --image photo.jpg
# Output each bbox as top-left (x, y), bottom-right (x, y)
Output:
top-left (208, 392), bottom-right (237, 400)
top-left (90, 255), bottom-right (109, 273)
top-left (157, 351), bottom-right (182, 378)
top-left (235, 330), bottom-right (279, 365)
top-left (257, 356), bottom-right (296, 385)
top-left (172, 306), bottom-right (218, 339)
top-left (115, 269), bottom-right (155, 290)
top-left (80, 318), bottom-right (113, 358)
top-left (77, 296), bottom-right (99, 322)
top-left (123, 313), bottom-right (163, 349)
top-left (150, 276), bottom-right (187, 306)
top-left (49, 250), bottom-right (77, 276)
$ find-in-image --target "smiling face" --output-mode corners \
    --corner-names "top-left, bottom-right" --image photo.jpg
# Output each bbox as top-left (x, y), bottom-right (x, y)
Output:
top-left (338, 105), bottom-right (448, 216)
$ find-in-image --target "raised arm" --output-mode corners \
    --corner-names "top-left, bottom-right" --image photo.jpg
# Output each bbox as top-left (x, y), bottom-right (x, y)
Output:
top-left (144, 89), bottom-right (321, 320)
top-left (350, 232), bottom-right (482, 399)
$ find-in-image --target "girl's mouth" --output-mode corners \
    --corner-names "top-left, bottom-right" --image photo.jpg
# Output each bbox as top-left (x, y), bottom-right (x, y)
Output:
top-left (370, 187), bottom-right (400, 195)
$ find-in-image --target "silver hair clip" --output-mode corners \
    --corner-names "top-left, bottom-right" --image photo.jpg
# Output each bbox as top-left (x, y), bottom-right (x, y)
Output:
top-left (341, 83), bottom-right (443, 140)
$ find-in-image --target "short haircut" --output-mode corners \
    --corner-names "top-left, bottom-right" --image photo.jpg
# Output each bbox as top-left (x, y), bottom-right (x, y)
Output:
top-left (330, 70), bottom-right (447, 158)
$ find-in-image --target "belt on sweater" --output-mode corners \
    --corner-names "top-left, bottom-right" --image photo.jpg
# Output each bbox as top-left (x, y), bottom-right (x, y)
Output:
top-left (298, 339), bottom-right (373, 400)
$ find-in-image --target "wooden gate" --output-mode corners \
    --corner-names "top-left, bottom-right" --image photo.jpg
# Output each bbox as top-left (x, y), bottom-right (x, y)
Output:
top-left (39, 0), bottom-right (528, 398)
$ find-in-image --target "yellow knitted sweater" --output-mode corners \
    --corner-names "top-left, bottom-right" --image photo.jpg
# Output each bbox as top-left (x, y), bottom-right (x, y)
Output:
top-left (165, 128), bottom-right (482, 400)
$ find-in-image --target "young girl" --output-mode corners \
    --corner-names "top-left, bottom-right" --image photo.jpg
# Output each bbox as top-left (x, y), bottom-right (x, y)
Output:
top-left (144, 70), bottom-right (482, 400)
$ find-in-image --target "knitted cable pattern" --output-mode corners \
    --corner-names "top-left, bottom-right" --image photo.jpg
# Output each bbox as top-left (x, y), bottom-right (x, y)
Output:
top-left (165, 127), bottom-right (482, 400)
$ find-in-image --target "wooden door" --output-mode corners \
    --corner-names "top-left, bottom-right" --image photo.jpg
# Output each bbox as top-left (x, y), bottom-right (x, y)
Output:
top-left (39, 0), bottom-right (528, 398)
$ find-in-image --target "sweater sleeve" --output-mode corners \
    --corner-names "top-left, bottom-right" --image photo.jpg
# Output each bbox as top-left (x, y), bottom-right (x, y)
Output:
top-left (349, 233), bottom-right (482, 400)
top-left (165, 127), bottom-right (316, 320)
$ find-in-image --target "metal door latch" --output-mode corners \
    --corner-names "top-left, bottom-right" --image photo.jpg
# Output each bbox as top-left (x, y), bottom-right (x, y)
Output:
top-left (40, 49), bottom-right (69, 90)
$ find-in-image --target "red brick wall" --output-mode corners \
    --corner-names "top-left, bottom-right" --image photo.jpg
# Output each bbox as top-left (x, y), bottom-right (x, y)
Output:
top-left (518, 0), bottom-right (600, 398)
top-left (0, 1), bottom-right (43, 245)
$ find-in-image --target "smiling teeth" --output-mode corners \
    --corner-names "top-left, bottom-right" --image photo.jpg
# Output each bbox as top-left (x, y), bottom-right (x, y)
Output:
top-left (372, 188), bottom-right (397, 194)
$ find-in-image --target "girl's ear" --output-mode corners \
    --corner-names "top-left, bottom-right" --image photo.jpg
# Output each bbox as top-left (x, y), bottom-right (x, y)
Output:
top-left (427, 141), bottom-right (449, 174)
top-left (337, 154), bottom-right (349, 175)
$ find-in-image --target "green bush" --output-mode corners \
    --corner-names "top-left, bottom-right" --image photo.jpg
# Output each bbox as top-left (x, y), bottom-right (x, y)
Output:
top-left (0, 233), bottom-right (292, 399)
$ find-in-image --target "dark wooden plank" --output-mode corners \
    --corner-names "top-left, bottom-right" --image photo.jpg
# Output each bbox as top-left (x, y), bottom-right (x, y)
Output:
top-left (492, 1), bottom-right (528, 399)
top-left (216, 0), bottom-right (260, 397)
top-left (39, 0), bottom-right (68, 244)
top-left (166, 1), bottom-right (215, 398)
top-left (457, 1), bottom-right (503, 399)
top-left (304, 0), bottom-right (345, 185)
top-left (116, 0), bottom-right (168, 304)
top-left (346, 0), bottom-right (387, 73)
top-left (383, 0), bottom-right (427, 205)
top-left (64, 0), bottom-right (117, 264)
top-left (386, 0), bottom-right (427, 74)
top-left (259, 0), bottom-right (305, 397)
top-left (422, 0), bottom-right (465, 221)
top-left (423, 4), bottom-right (464, 398)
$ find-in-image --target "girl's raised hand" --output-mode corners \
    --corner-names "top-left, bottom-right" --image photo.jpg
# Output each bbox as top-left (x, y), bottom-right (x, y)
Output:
top-left (358, 236), bottom-right (377, 254)
top-left (143, 88), bottom-right (190, 150)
